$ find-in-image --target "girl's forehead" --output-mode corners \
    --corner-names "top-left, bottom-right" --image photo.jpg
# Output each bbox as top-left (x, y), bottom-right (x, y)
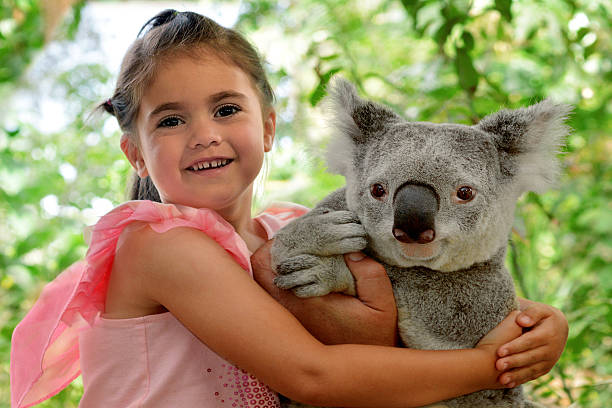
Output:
top-left (157, 47), bottom-right (228, 69)
top-left (156, 51), bottom-right (240, 79)
top-left (147, 54), bottom-right (255, 98)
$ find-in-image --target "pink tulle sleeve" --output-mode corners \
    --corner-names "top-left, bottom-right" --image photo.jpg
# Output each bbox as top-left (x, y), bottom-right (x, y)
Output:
top-left (10, 201), bottom-right (253, 408)
top-left (255, 201), bottom-right (309, 235)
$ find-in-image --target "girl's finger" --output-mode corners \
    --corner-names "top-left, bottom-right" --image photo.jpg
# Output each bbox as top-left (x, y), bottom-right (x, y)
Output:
top-left (496, 345), bottom-right (549, 371)
top-left (497, 329), bottom-right (546, 357)
top-left (516, 304), bottom-right (551, 328)
top-left (498, 361), bottom-right (551, 387)
top-left (344, 253), bottom-right (396, 313)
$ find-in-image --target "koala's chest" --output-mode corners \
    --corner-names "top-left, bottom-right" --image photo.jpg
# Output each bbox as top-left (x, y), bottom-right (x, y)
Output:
top-left (386, 264), bottom-right (517, 350)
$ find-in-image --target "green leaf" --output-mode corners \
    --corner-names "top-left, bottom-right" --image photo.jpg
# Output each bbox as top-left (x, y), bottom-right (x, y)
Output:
top-left (319, 53), bottom-right (340, 61)
top-left (495, 0), bottom-right (513, 22)
top-left (14, 228), bottom-right (55, 258)
top-left (4, 126), bottom-right (20, 137)
top-left (434, 20), bottom-right (454, 48)
top-left (576, 27), bottom-right (589, 42)
top-left (400, 0), bottom-right (426, 30)
top-left (309, 67), bottom-right (342, 107)
top-left (65, 0), bottom-right (86, 40)
top-left (461, 30), bottom-right (474, 52)
top-left (454, 46), bottom-right (479, 94)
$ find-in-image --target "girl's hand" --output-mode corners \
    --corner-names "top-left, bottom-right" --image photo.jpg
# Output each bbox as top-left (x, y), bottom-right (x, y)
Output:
top-left (252, 240), bottom-right (398, 346)
top-left (475, 310), bottom-right (523, 389)
top-left (496, 298), bottom-right (568, 388)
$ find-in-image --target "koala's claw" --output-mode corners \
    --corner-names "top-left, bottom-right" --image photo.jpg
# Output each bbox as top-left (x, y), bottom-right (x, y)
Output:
top-left (274, 273), bottom-right (317, 291)
top-left (318, 235), bottom-right (367, 257)
top-left (274, 268), bottom-right (321, 290)
top-left (274, 255), bottom-right (329, 293)
top-left (275, 273), bottom-right (334, 297)
top-left (293, 283), bottom-right (333, 298)
top-left (276, 254), bottom-right (320, 276)
top-left (273, 254), bottom-right (356, 298)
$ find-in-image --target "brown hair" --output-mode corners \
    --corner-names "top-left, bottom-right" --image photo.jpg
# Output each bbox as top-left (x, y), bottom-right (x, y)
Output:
top-left (99, 9), bottom-right (275, 201)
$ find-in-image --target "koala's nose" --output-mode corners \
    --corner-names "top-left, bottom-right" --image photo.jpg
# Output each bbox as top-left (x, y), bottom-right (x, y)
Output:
top-left (393, 184), bottom-right (439, 244)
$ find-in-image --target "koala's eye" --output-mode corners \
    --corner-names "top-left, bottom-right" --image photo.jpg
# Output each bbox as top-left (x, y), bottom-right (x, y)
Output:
top-left (455, 186), bottom-right (476, 203)
top-left (370, 183), bottom-right (387, 200)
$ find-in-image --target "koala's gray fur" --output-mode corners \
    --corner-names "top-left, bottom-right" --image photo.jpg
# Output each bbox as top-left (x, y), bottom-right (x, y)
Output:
top-left (271, 78), bottom-right (571, 408)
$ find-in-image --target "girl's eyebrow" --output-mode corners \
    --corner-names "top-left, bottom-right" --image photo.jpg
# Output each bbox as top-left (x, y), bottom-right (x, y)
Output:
top-left (208, 90), bottom-right (247, 104)
top-left (147, 91), bottom-right (247, 119)
top-left (148, 102), bottom-right (184, 119)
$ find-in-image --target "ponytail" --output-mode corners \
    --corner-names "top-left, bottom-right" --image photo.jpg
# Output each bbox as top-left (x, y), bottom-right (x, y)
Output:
top-left (129, 173), bottom-right (161, 201)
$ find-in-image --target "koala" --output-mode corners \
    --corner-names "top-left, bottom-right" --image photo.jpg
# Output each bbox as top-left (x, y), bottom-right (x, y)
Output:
top-left (271, 78), bottom-right (571, 408)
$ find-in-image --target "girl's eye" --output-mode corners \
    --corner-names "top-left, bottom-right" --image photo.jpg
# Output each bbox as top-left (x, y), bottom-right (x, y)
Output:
top-left (158, 116), bottom-right (183, 128)
top-left (454, 186), bottom-right (476, 203)
top-left (215, 104), bottom-right (241, 117)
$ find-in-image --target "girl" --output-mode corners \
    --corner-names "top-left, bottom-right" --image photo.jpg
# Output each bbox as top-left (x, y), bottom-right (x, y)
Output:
top-left (11, 9), bottom-right (567, 408)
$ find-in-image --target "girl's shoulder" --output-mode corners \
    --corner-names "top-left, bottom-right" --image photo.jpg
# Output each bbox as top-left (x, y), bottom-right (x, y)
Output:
top-left (90, 200), bottom-right (252, 269)
top-left (105, 201), bottom-right (253, 319)
top-left (98, 199), bottom-right (310, 273)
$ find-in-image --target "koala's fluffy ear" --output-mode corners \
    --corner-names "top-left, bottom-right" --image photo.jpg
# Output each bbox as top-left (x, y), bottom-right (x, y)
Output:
top-left (325, 77), bottom-right (401, 175)
top-left (476, 100), bottom-right (573, 193)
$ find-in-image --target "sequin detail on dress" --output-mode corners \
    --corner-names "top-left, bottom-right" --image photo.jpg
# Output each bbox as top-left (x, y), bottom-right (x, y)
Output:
top-left (207, 364), bottom-right (279, 407)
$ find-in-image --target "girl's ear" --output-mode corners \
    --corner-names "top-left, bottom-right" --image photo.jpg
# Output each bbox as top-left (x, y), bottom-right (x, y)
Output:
top-left (120, 134), bottom-right (149, 178)
top-left (263, 109), bottom-right (276, 153)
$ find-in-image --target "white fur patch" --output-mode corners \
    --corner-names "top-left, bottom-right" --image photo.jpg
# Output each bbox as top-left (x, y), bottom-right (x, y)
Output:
top-left (322, 77), bottom-right (362, 175)
top-left (516, 100), bottom-right (573, 193)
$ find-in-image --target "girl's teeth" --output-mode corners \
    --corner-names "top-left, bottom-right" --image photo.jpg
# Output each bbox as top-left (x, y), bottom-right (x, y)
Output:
top-left (191, 159), bottom-right (229, 171)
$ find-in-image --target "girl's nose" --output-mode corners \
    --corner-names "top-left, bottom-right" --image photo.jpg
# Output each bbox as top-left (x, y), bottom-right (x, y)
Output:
top-left (189, 119), bottom-right (222, 149)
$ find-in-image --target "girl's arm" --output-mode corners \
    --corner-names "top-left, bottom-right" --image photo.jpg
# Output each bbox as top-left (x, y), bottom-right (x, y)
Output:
top-left (253, 239), bottom-right (569, 388)
top-left (116, 225), bottom-right (520, 408)
top-left (496, 297), bottom-right (568, 387)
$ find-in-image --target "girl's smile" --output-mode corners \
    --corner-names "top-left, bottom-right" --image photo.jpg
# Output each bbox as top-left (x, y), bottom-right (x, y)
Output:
top-left (185, 158), bottom-right (233, 172)
top-left (123, 52), bottom-right (275, 217)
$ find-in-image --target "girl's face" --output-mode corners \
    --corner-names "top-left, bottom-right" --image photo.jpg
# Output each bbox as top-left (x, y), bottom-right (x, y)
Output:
top-left (123, 53), bottom-right (275, 212)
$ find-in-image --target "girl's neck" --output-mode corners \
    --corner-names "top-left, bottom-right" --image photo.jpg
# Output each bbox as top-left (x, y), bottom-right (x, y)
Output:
top-left (213, 197), bottom-right (268, 254)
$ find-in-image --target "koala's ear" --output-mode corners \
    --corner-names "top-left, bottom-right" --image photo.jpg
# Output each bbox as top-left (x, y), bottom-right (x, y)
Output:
top-left (324, 77), bottom-right (401, 175)
top-left (476, 100), bottom-right (573, 193)
top-left (325, 77), bottom-right (400, 143)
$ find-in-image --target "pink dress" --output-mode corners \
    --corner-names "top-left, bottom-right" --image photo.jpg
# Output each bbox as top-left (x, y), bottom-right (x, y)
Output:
top-left (10, 200), bottom-right (308, 408)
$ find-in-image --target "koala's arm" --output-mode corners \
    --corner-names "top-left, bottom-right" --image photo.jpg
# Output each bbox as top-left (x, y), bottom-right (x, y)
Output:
top-left (271, 188), bottom-right (364, 261)
top-left (270, 188), bottom-right (365, 297)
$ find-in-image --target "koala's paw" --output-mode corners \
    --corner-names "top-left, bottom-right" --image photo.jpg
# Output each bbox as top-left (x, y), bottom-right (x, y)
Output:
top-left (312, 210), bottom-right (367, 255)
top-left (274, 254), bottom-right (356, 298)
top-left (272, 209), bottom-right (367, 262)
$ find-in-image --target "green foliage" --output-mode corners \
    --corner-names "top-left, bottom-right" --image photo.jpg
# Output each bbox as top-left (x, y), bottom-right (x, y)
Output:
top-left (0, 3), bottom-right (124, 406)
top-left (0, 0), bottom-right (44, 85)
top-left (2, 0), bottom-right (611, 407)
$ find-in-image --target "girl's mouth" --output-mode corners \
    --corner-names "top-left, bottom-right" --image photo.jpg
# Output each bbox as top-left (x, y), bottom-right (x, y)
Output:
top-left (186, 159), bottom-right (233, 172)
